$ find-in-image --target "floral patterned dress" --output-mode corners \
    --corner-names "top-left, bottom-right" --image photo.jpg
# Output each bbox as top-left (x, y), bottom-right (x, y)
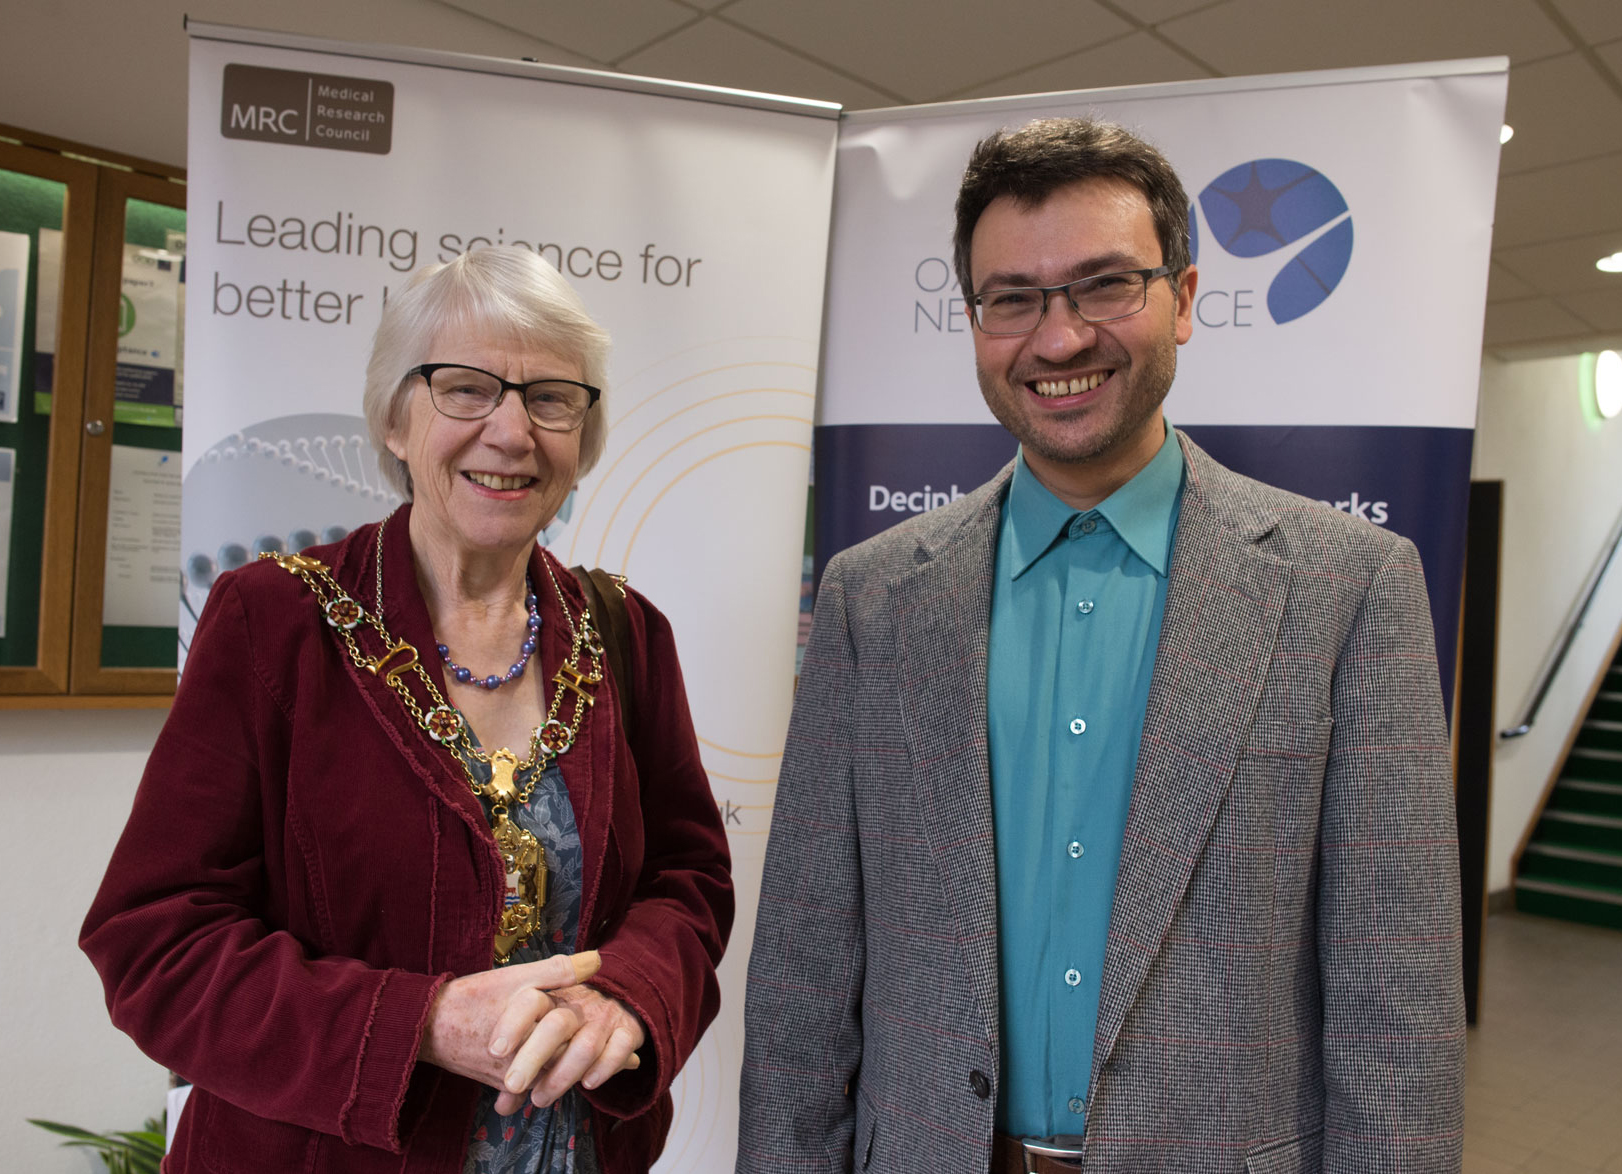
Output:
top-left (460, 749), bottom-right (597, 1174)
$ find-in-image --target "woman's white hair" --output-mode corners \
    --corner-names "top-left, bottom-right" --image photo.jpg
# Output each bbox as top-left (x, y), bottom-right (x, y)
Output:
top-left (362, 246), bottom-right (611, 499)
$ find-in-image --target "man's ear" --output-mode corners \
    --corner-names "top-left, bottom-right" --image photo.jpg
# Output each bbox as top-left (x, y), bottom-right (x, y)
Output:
top-left (1174, 265), bottom-right (1198, 346)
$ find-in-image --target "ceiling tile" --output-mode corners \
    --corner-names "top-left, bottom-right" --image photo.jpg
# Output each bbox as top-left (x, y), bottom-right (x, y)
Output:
top-left (1547, 0), bottom-right (1622, 45)
top-left (1157, 0), bottom-right (1571, 73)
top-left (618, 18), bottom-right (898, 108)
top-left (724, 0), bottom-right (1132, 103)
top-left (1128, 0), bottom-right (1236, 25)
top-left (1492, 151), bottom-right (1622, 249)
top-left (1486, 260), bottom-right (1539, 302)
top-left (1500, 53), bottom-right (1622, 173)
top-left (949, 30), bottom-right (1214, 102)
top-left (1494, 232), bottom-right (1622, 296)
top-left (437, 0), bottom-right (695, 62)
top-left (1561, 288), bottom-right (1622, 333)
top-left (1481, 297), bottom-right (1594, 347)
top-left (1598, 38), bottom-right (1622, 78)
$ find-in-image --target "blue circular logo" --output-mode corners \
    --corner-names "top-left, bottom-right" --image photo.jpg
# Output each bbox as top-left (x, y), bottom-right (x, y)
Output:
top-left (1193, 159), bottom-right (1353, 324)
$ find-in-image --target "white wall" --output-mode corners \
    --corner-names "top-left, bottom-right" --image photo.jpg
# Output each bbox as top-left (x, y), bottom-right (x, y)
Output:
top-left (0, 709), bottom-right (172, 1172)
top-left (1473, 352), bottom-right (1622, 891)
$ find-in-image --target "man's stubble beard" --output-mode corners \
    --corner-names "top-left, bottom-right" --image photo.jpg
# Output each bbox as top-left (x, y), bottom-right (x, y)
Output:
top-left (975, 326), bottom-right (1179, 468)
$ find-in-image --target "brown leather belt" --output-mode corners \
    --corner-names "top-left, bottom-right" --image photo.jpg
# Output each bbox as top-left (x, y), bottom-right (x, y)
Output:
top-left (992, 1132), bottom-right (1087, 1173)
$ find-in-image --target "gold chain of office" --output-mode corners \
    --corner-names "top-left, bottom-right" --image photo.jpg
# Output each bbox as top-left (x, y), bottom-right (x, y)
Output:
top-left (260, 523), bottom-right (604, 962)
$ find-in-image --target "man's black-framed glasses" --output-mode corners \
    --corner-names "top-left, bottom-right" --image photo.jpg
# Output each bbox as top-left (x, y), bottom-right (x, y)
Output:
top-left (968, 266), bottom-right (1175, 336)
top-left (407, 364), bottom-right (601, 432)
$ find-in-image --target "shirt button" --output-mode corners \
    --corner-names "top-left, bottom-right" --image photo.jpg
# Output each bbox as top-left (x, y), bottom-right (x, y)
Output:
top-left (1068, 1096), bottom-right (1086, 1115)
top-left (1069, 717), bottom-right (1087, 735)
top-left (969, 1070), bottom-right (991, 1099)
top-left (1077, 599), bottom-right (1094, 614)
top-left (1068, 841), bottom-right (1084, 858)
top-left (1079, 517), bottom-right (1097, 534)
top-left (1064, 968), bottom-right (1081, 987)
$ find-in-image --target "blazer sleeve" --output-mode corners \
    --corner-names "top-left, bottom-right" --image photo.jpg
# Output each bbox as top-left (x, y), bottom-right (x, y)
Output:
top-left (1317, 535), bottom-right (1466, 1171)
top-left (737, 556), bottom-right (867, 1174)
top-left (581, 586), bottom-right (735, 1120)
top-left (80, 575), bottom-right (447, 1153)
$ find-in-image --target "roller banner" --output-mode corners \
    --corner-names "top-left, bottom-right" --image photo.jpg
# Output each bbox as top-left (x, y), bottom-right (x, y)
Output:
top-left (818, 61), bottom-right (1508, 716)
top-left (185, 24), bottom-right (838, 1172)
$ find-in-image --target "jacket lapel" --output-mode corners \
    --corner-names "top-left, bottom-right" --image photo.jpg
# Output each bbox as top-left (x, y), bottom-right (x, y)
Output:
top-left (1089, 438), bottom-right (1292, 1089)
top-left (332, 507), bottom-right (495, 840)
top-left (891, 472), bottom-right (1009, 1045)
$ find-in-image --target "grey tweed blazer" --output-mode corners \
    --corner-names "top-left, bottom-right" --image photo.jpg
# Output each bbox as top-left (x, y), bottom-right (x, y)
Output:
top-left (738, 432), bottom-right (1464, 1174)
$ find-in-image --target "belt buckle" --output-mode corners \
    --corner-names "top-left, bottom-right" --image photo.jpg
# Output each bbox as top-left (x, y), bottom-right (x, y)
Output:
top-left (1021, 1135), bottom-right (1087, 1172)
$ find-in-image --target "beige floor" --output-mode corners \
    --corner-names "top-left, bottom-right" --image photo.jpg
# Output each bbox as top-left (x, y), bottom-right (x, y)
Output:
top-left (1464, 913), bottom-right (1622, 1173)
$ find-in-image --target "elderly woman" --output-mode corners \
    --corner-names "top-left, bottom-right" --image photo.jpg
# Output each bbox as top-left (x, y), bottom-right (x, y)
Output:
top-left (82, 246), bottom-right (733, 1174)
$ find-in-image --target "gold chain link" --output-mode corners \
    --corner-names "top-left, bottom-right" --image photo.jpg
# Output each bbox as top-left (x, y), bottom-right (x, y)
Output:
top-left (261, 524), bottom-right (602, 808)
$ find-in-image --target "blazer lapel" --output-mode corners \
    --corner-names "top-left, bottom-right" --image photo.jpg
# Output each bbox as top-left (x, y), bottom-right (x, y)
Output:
top-left (891, 475), bottom-right (1007, 1045)
top-left (1089, 440), bottom-right (1292, 1089)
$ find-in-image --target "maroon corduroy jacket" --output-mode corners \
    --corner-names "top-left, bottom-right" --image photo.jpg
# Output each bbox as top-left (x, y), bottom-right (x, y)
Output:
top-left (81, 508), bottom-right (733, 1174)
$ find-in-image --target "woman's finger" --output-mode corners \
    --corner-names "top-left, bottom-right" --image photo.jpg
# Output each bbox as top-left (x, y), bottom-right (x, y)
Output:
top-left (487, 986), bottom-right (553, 1058)
top-left (503, 1005), bottom-right (581, 1095)
top-left (507, 950), bottom-right (600, 992)
top-left (529, 1010), bottom-right (624, 1109)
top-left (581, 1026), bottom-right (642, 1090)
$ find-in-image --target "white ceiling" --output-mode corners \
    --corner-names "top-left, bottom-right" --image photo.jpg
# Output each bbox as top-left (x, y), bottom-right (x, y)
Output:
top-left (8, 0), bottom-right (1620, 359)
top-left (434, 0), bottom-right (1622, 361)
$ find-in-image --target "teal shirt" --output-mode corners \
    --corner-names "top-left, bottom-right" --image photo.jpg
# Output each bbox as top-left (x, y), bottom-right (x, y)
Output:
top-left (987, 427), bottom-right (1185, 1137)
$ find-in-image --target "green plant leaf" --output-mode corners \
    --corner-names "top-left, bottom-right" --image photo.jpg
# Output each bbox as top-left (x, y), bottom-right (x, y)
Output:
top-left (28, 1117), bottom-right (165, 1174)
top-left (27, 1119), bottom-right (107, 1142)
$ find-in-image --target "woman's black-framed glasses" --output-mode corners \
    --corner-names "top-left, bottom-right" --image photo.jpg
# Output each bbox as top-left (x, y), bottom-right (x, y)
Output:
top-left (407, 364), bottom-right (601, 432)
top-left (968, 266), bottom-right (1175, 335)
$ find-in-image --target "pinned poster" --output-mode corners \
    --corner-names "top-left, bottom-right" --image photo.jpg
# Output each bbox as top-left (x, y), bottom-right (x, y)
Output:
top-left (103, 445), bottom-right (183, 628)
top-left (116, 243), bottom-right (184, 427)
top-left (32, 227), bottom-right (61, 410)
top-left (0, 447), bottom-right (13, 637)
top-left (0, 230), bottom-right (28, 423)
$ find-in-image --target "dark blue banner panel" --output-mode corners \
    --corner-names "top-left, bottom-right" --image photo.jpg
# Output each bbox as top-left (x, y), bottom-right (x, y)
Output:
top-left (814, 422), bottom-right (1474, 720)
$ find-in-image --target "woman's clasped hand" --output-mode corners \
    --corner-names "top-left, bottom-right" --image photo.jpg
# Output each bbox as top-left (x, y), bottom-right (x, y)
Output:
top-left (420, 951), bottom-right (647, 1116)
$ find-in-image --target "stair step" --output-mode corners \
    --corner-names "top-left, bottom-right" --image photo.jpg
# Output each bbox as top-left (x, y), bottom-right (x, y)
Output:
top-left (1576, 721), bottom-right (1622, 751)
top-left (1534, 808), bottom-right (1622, 851)
top-left (1521, 841), bottom-right (1622, 888)
top-left (1567, 747), bottom-right (1622, 782)
top-left (1515, 876), bottom-right (1622, 931)
top-left (1549, 778), bottom-right (1622, 817)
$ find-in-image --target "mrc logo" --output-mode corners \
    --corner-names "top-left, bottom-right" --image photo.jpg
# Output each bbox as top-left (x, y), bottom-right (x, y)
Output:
top-left (1188, 158), bottom-right (1353, 326)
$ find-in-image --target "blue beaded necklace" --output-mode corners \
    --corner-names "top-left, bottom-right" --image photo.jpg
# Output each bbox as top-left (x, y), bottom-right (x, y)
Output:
top-left (436, 580), bottom-right (541, 690)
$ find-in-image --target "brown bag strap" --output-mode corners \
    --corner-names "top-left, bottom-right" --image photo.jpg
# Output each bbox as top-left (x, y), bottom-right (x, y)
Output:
top-left (570, 567), bottom-right (636, 738)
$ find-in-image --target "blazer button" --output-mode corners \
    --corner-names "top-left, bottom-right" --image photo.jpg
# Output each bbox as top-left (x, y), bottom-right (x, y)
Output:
top-left (969, 1070), bottom-right (991, 1099)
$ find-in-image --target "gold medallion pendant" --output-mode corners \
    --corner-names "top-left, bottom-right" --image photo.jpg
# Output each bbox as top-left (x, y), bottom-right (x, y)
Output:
top-left (489, 749), bottom-right (548, 961)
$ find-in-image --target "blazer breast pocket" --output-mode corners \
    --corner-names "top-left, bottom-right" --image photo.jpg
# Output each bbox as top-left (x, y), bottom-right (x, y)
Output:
top-left (1245, 1129), bottom-right (1323, 1173)
top-left (1230, 717), bottom-right (1334, 834)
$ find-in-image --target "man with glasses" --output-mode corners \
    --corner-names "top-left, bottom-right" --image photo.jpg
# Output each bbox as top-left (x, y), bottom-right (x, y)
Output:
top-left (740, 118), bottom-right (1463, 1173)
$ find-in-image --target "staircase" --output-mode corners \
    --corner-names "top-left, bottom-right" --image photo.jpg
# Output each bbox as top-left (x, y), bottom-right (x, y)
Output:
top-left (1515, 650), bottom-right (1622, 931)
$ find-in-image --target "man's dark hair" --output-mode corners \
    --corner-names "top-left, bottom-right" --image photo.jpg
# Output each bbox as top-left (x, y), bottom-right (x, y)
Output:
top-left (953, 117), bottom-right (1192, 299)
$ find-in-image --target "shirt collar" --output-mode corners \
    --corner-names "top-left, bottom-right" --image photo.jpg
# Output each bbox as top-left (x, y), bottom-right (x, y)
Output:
top-left (1002, 424), bottom-right (1185, 580)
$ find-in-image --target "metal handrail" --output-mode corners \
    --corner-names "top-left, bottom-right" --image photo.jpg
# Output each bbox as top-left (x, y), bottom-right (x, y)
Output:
top-left (1501, 502), bottom-right (1622, 738)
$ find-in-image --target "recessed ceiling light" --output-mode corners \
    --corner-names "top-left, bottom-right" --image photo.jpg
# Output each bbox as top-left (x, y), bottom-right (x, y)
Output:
top-left (1598, 350), bottom-right (1622, 420)
top-left (1499, 124), bottom-right (1514, 145)
top-left (1598, 252), bottom-right (1622, 274)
